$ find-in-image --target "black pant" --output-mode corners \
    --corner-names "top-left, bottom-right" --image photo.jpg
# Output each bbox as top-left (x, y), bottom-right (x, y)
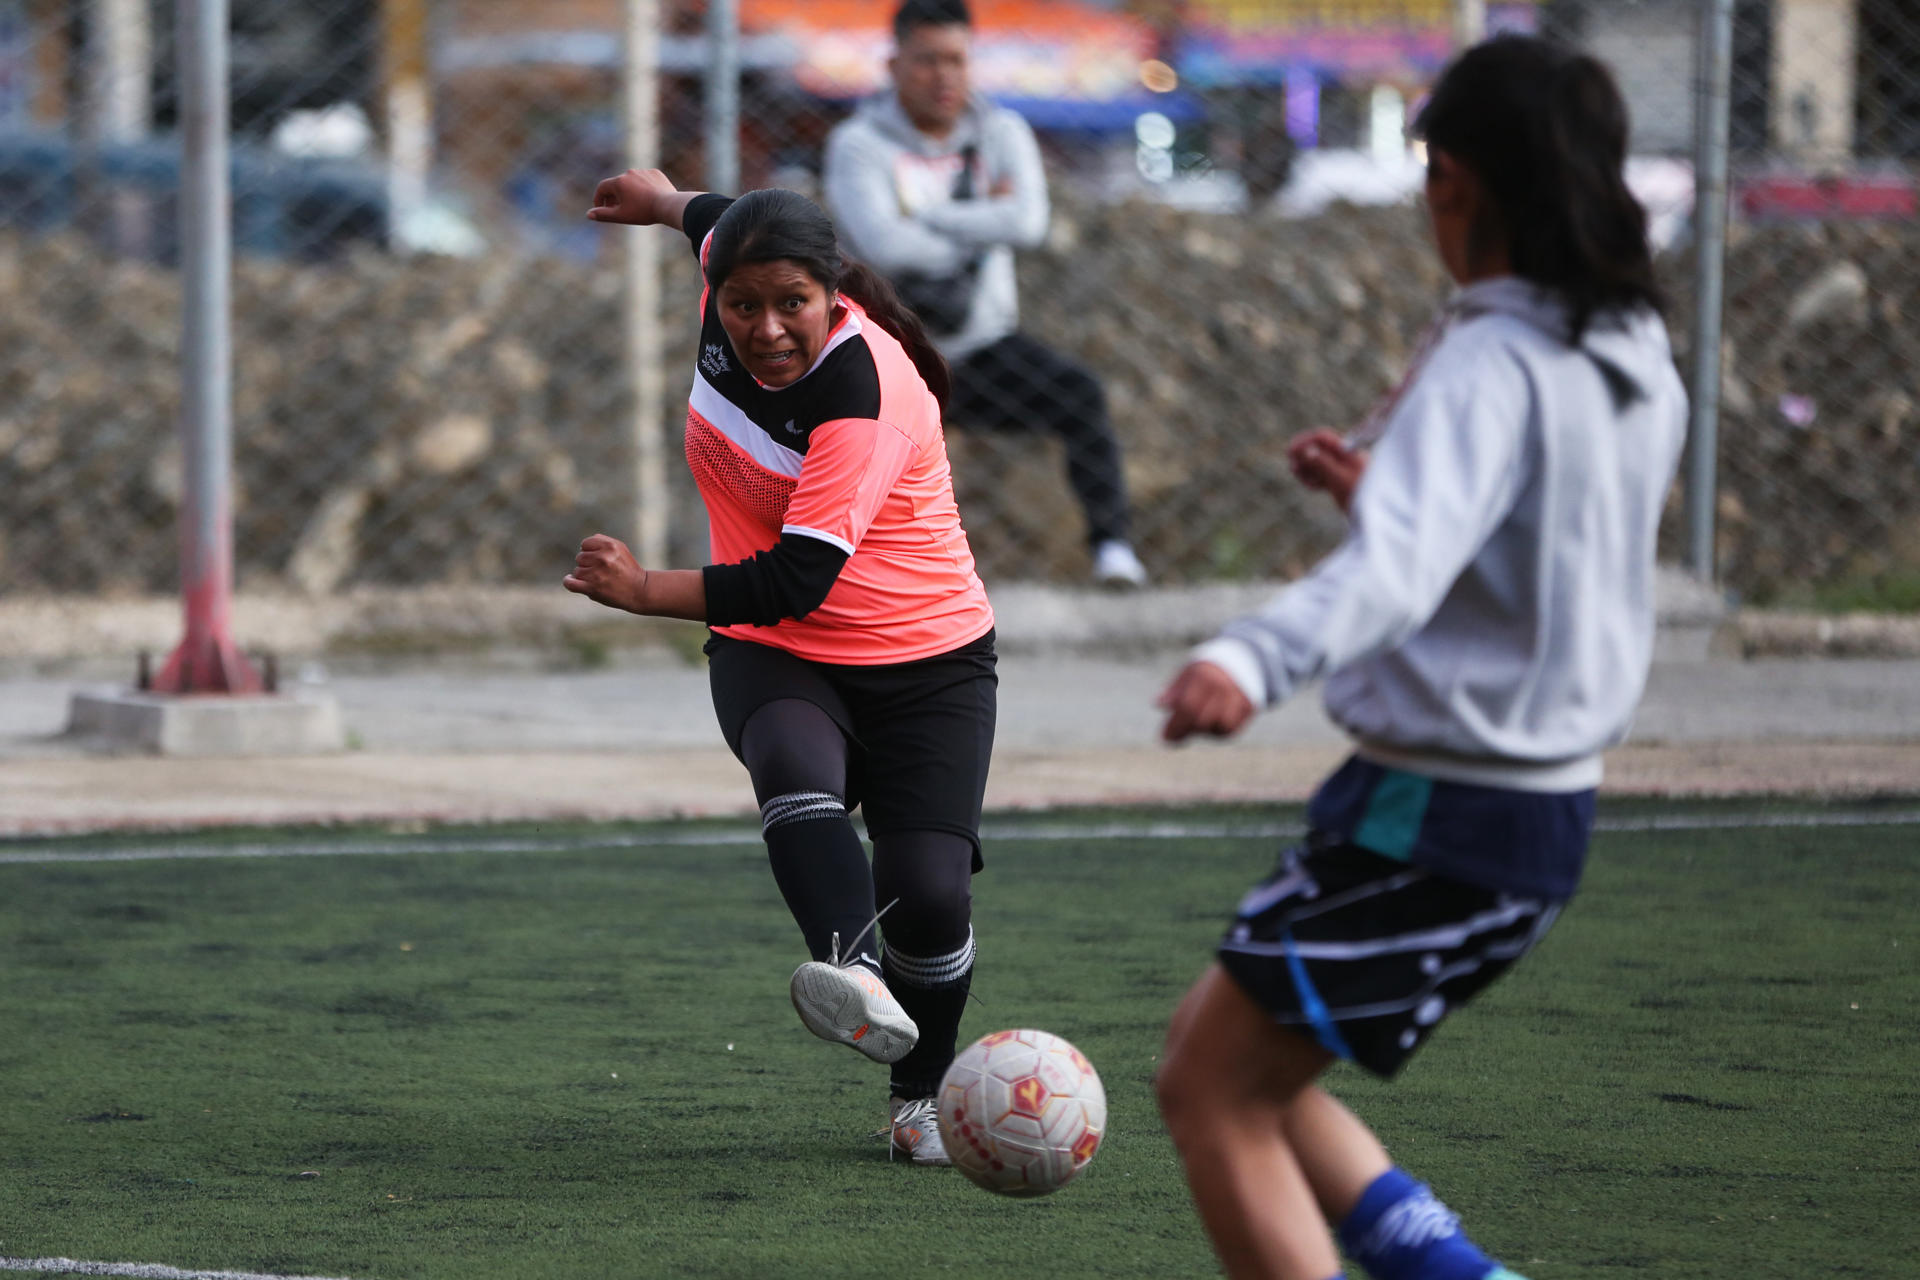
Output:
top-left (705, 630), bottom-right (998, 858)
top-left (949, 332), bottom-right (1132, 547)
top-left (707, 631), bottom-right (997, 1098)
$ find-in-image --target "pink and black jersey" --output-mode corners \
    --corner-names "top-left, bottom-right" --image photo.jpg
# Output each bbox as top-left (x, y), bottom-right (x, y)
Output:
top-left (683, 194), bottom-right (994, 666)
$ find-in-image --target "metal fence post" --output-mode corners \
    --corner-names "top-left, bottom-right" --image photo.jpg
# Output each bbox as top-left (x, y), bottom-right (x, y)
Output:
top-left (89, 0), bottom-right (153, 257)
top-left (382, 0), bottom-right (432, 236)
top-left (153, 0), bottom-right (260, 693)
top-left (626, 0), bottom-right (668, 567)
top-left (1686, 0), bottom-right (1736, 584)
top-left (1452, 0), bottom-right (1487, 48)
top-left (706, 0), bottom-right (740, 194)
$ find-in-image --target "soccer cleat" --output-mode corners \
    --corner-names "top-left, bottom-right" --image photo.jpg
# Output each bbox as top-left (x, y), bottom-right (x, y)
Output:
top-left (790, 933), bottom-right (918, 1065)
top-left (1092, 540), bottom-right (1148, 589)
top-left (889, 1095), bottom-right (951, 1166)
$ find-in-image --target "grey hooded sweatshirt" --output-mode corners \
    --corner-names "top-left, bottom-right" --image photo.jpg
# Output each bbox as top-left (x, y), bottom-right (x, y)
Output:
top-left (823, 91), bottom-right (1049, 360)
top-left (1193, 277), bottom-right (1689, 792)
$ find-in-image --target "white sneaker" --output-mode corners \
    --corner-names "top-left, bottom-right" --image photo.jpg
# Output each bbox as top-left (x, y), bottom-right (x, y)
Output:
top-left (789, 936), bottom-right (918, 1065)
top-left (889, 1095), bottom-right (951, 1166)
top-left (1092, 540), bottom-right (1148, 589)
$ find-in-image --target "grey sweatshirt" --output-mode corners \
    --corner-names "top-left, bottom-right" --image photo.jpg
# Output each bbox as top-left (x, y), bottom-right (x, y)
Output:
top-left (1194, 277), bottom-right (1689, 792)
top-left (823, 91), bottom-right (1049, 359)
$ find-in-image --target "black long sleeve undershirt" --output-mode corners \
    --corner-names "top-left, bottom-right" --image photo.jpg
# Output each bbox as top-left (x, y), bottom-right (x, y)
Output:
top-left (702, 533), bottom-right (851, 627)
top-left (682, 193), bottom-right (734, 257)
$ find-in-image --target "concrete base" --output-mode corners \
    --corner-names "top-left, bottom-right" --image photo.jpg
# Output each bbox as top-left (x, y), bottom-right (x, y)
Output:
top-left (67, 688), bottom-right (346, 757)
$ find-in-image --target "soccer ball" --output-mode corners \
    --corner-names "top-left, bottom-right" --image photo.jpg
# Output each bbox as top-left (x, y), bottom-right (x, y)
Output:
top-left (937, 1028), bottom-right (1107, 1197)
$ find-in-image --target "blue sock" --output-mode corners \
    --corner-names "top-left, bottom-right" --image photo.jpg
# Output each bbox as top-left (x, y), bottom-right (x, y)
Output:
top-left (1337, 1168), bottom-right (1519, 1280)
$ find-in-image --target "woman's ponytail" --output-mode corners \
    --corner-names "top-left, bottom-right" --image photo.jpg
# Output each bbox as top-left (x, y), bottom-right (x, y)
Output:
top-left (836, 258), bottom-right (953, 411)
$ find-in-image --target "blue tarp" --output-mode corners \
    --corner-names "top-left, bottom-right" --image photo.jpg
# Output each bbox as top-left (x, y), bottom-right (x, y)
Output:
top-left (982, 90), bottom-right (1206, 133)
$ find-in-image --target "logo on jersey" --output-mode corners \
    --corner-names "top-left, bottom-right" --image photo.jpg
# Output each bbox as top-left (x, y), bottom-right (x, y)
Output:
top-left (782, 419), bottom-right (802, 436)
top-left (700, 343), bottom-right (731, 378)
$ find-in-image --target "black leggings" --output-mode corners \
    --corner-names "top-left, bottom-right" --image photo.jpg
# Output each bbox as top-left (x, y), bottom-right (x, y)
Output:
top-left (949, 332), bottom-right (1132, 547)
top-left (742, 697), bottom-right (977, 1097)
top-left (740, 698), bottom-right (973, 958)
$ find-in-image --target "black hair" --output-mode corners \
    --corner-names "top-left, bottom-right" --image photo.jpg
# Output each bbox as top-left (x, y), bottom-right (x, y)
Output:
top-left (894, 0), bottom-right (971, 44)
top-left (1414, 34), bottom-right (1665, 341)
top-left (705, 188), bottom-right (952, 409)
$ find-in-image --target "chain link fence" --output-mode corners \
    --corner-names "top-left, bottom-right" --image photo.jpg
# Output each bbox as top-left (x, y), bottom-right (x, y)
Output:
top-left (1709, 0), bottom-right (1920, 609)
top-left (0, 1), bottom-right (1915, 609)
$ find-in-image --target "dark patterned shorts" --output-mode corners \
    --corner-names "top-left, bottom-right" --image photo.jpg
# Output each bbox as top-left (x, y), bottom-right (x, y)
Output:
top-left (1217, 837), bottom-right (1564, 1077)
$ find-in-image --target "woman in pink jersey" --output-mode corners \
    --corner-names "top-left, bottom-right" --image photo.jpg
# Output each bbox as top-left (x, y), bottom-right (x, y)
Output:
top-left (565, 168), bottom-right (994, 1166)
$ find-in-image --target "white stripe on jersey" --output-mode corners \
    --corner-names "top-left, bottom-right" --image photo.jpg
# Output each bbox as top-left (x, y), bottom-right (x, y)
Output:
top-left (780, 523), bottom-right (855, 555)
top-left (803, 305), bottom-right (865, 376)
top-left (690, 374), bottom-right (805, 477)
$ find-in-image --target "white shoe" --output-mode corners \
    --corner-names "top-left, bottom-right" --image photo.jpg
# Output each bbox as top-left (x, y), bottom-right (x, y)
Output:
top-left (889, 1095), bottom-right (951, 1166)
top-left (789, 935), bottom-right (918, 1065)
top-left (1092, 540), bottom-right (1148, 589)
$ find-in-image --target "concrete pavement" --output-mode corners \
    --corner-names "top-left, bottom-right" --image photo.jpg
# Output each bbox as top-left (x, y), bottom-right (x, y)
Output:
top-left (3, 654), bottom-right (1917, 836)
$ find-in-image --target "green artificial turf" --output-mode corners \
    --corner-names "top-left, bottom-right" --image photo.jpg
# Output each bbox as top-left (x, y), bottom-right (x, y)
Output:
top-left (0, 804), bottom-right (1914, 1278)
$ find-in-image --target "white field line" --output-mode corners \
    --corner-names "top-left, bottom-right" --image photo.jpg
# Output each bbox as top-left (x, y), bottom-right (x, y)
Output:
top-left (1, 809), bottom-right (1918, 867)
top-left (0, 1258), bottom-right (357, 1280)
top-left (0, 827), bottom-right (763, 865)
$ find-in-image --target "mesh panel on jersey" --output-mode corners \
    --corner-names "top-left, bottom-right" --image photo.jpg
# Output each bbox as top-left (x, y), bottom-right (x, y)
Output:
top-left (685, 411), bottom-right (797, 530)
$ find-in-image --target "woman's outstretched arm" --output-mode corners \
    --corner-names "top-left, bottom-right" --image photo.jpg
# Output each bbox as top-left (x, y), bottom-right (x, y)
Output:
top-left (586, 168), bottom-right (704, 232)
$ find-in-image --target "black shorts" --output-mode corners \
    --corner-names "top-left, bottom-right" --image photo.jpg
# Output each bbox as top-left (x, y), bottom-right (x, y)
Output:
top-left (705, 628), bottom-right (998, 866)
top-left (1217, 836), bottom-right (1563, 1078)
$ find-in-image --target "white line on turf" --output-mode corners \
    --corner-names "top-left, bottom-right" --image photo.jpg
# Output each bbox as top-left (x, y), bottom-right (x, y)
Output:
top-left (1594, 809), bottom-right (1920, 833)
top-left (0, 828), bottom-right (761, 865)
top-left (2, 809), bottom-right (1918, 866)
top-left (993, 809), bottom-right (1920, 840)
top-left (0, 1258), bottom-right (357, 1280)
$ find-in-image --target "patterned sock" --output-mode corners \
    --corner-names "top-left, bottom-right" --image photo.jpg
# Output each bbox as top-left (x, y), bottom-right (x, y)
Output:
top-left (882, 929), bottom-right (975, 1099)
top-left (760, 794), bottom-right (880, 972)
top-left (1337, 1168), bottom-right (1517, 1280)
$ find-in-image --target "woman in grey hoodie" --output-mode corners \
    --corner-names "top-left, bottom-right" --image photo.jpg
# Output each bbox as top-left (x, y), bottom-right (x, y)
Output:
top-left (1153, 37), bottom-right (1687, 1280)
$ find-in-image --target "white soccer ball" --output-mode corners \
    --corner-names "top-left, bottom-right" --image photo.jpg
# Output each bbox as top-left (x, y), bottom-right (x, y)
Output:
top-left (937, 1028), bottom-right (1107, 1197)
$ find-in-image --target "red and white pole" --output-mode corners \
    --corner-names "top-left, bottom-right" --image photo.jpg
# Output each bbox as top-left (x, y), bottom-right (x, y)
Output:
top-left (152, 0), bottom-right (260, 695)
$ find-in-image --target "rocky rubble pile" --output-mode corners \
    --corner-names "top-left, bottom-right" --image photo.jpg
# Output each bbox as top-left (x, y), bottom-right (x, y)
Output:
top-left (1005, 201), bottom-right (1450, 580)
top-left (0, 231), bottom-right (693, 596)
top-left (1, 203), bottom-right (1914, 601)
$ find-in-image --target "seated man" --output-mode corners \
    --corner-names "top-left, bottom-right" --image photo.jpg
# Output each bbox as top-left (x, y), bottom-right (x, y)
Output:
top-left (824, 0), bottom-right (1147, 588)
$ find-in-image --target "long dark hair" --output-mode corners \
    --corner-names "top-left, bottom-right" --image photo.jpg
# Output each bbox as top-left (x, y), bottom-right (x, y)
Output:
top-left (1414, 35), bottom-right (1665, 341)
top-left (704, 188), bottom-right (953, 408)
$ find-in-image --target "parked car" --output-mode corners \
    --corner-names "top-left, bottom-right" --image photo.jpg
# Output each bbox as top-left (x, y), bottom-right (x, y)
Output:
top-left (0, 131), bottom-right (388, 261)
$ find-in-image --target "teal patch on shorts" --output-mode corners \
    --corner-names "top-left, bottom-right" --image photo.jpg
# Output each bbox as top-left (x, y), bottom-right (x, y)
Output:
top-left (1352, 768), bottom-right (1433, 861)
